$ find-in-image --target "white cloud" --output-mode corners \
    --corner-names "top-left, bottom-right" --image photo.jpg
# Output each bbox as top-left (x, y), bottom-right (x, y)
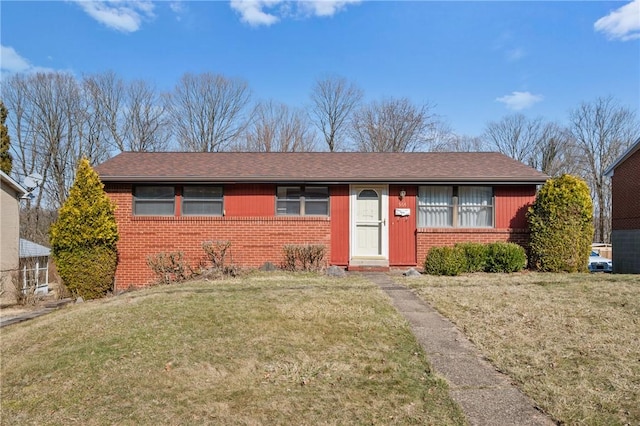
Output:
top-left (71, 0), bottom-right (156, 33)
top-left (1, 45), bottom-right (31, 73)
top-left (230, 0), bottom-right (281, 26)
top-left (229, 0), bottom-right (360, 27)
top-left (0, 45), bottom-right (55, 76)
top-left (496, 91), bottom-right (543, 111)
top-left (300, 0), bottom-right (361, 17)
top-left (594, 0), bottom-right (640, 41)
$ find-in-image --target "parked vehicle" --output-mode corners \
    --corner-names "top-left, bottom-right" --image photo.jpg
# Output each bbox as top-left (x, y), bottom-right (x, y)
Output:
top-left (588, 251), bottom-right (612, 272)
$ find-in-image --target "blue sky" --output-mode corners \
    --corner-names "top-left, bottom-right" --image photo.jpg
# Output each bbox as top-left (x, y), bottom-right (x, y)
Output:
top-left (1, 0), bottom-right (639, 137)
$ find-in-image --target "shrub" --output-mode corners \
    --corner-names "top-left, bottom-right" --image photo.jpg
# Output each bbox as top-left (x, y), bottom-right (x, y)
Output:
top-left (202, 240), bottom-right (236, 276)
top-left (527, 174), bottom-right (593, 272)
top-left (424, 246), bottom-right (466, 276)
top-left (49, 159), bottom-right (118, 299)
top-left (56, 247), bottom-right (118, 298)
top-left (146, 252), bottom-right (191, 285)
top-left (485, 242), bottom-right (527, 273)
top-left (282, 244), bottom-right (326, 272)
top-left (455, 242), bottom-right (489, 273)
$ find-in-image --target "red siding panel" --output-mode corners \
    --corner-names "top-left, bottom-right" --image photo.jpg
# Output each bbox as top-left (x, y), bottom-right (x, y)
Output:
top-left (330, 185), bottom-right (350, 265)
top-left (494, 185), bottom-right (536, 229)
top-left (389, 185), bottom-right (417, 265)
top-left (225, 183), bottom-right (275, 216)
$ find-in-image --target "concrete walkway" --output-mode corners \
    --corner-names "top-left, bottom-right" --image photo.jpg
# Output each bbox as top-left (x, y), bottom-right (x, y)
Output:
top-left (363, 273), bottom-right (555, 426)
top-left (0, 299), bottom-right (73, 328)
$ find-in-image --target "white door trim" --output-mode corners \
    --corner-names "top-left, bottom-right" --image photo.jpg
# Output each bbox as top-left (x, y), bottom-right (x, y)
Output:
top-left (349, 185), bottom-right (389, 261)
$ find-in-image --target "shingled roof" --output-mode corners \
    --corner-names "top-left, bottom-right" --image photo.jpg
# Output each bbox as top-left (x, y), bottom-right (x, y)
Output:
top-left (95, 152), bottom-right (548, 184)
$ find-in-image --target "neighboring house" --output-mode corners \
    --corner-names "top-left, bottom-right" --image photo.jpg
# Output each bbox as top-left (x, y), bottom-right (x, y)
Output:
top-left (95, 152), bottom-right (548, 290)
top-left (604, 137), bottom-right (640, 273)
top-left (0, 170), bottom-right (27, 294)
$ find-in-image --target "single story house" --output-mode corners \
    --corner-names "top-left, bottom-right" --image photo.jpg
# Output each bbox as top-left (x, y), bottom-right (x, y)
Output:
top-left (604, 137), bottom-right (640, 273)
top-left (95, 152), bottom-right (548, 290)
top-left (1, 170), bottom-right (27, 294)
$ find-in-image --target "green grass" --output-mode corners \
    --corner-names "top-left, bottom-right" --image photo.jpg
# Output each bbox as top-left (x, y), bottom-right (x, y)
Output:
top-left (398, 272), bottom-right (640, 426)
top-left (1, 272), bottom-right (465, 425)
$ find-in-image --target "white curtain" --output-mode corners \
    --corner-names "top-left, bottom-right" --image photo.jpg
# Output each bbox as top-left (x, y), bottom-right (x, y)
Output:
top-left (418, 186), bottom-right (453, 227)
top-left (458, 186), bottom-right (492, 227)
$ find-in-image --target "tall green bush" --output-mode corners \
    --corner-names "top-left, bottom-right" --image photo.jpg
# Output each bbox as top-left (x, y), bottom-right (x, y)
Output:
top-left (527, 174), bottom-right (593, 272)
top-left (50, 158), bottom-right (119, 299)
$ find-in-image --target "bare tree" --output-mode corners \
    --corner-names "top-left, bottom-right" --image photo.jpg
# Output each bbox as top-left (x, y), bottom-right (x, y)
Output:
top-left (1, 72), bottom-right (105, 244)
top-left (82, 71), bottom-right (126, 152)
top-left (483, 114), bottom-right (546, 164)
top-left (569, 96), bottom-right (640, 243)
top-left (425, 121), bottom-right (486, 152)
top-left (166, 72), bottom-right (251, 152)
top-left (309, 75), bottom-right (363, 152)
top-left (350, 97), bottom-right (436, 152)
top-left (238, 100), bottom-right (316, 152)
top-left (122, 80), bottom-right (171, 151)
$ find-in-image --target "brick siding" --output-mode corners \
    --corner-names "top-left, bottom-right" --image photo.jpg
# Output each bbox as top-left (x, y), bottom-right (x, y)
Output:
top-left (611, 148), bottom-right (640, 230)
top-left (106, 183), bottom-right (535, 289)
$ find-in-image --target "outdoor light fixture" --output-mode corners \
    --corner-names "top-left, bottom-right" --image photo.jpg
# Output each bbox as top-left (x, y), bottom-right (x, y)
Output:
top-left (399, 189), bottom-right (406, 200)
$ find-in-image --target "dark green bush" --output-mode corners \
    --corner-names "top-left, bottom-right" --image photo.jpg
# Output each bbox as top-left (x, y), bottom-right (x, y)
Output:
top-left (485, 242), bottom-right (527, 273)
top-left (527, 174), bottom-right (593, 272)
top-left (424, 246), bottom-right (466, 276)
top-left (455, 242), bottom-right (489, 273)
top-left (55, 247), bottom-right (117, 299)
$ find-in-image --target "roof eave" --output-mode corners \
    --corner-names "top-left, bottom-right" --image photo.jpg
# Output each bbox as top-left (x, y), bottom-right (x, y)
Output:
top-left (604, 137), bottom-right (640, 177)
top-left (99, 176), bottom-right (548, 185)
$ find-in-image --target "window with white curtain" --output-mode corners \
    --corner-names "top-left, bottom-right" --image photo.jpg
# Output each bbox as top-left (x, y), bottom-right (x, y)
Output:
top-left (418, 186), bottom-right (493, 228)
top-left (418, 186), bottom-right (453, 227)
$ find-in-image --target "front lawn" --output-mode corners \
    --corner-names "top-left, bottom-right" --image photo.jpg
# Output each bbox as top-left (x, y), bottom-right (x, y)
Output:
top-left (1, 272), bottom-right (465, 425)
top-left (399, 272), bottom-right (640, 425)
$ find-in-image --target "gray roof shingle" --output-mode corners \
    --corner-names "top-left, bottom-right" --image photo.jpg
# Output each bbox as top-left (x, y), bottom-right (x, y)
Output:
top-left (95, 152), bottom-right (548, 184)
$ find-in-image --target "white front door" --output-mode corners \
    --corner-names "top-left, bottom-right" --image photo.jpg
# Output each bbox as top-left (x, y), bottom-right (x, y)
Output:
top-left (352, 186), bottom-right (388, 258)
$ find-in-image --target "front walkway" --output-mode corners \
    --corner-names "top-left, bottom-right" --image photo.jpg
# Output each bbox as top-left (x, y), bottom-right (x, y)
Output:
top-left (363, 273), bottom-right (555, 426)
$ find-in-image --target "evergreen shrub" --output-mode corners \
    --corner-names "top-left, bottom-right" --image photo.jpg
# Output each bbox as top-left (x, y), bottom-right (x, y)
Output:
top-left (527, 174), bottom-right (593, 272)
top-left (455, 242), bottom-right (489, 273)
top-left (50, 159), bottom-right (118, 299)
top-left (424, 246), bottom-right (466, 276)
top-left (485, 242), bottom-right (527, 273)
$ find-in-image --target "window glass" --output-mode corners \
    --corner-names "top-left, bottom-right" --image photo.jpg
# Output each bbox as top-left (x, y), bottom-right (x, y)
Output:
top-left (418, 186), bottom-right (453, 227)
top-left (276, 186), bottom-right (329, 216)
top-left (458, 186), bottom-right (493, 227)
top-left (134, 186), bottom-right (175, 216)
top-left (182, 186), bottom-right (223, 216)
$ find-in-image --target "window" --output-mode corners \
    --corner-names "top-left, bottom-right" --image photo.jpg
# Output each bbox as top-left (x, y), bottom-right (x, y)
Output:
top-left (418, 186), bottom-right (493, 228)
top-left (276, 186), bottom-right (329, 216)
top-left (134, 186), bottom-right (175, 216)
top-left (133, 185), bottom-right (223, 216)
top-left (182, 186), bottom-right (223, 216)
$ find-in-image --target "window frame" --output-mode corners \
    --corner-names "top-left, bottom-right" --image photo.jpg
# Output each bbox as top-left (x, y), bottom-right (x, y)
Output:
top-left (133, 185), bottom-right (176, 217)
top-left (133, 185), bottom-right (224, 217)
top-left (276, 185), bottom-right (330, 216)
top-left (418, 185), bottom-right (494, 228)
top-left (181, 185), bottom-right (224, 217)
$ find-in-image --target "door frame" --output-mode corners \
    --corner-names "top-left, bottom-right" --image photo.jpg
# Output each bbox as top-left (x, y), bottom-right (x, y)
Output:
top-left (349, 184), bottom-right (389, 261)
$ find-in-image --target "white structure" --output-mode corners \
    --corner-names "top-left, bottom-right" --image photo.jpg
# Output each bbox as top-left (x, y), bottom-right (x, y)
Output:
top-left (19, 239), bottom-right (51, 295)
